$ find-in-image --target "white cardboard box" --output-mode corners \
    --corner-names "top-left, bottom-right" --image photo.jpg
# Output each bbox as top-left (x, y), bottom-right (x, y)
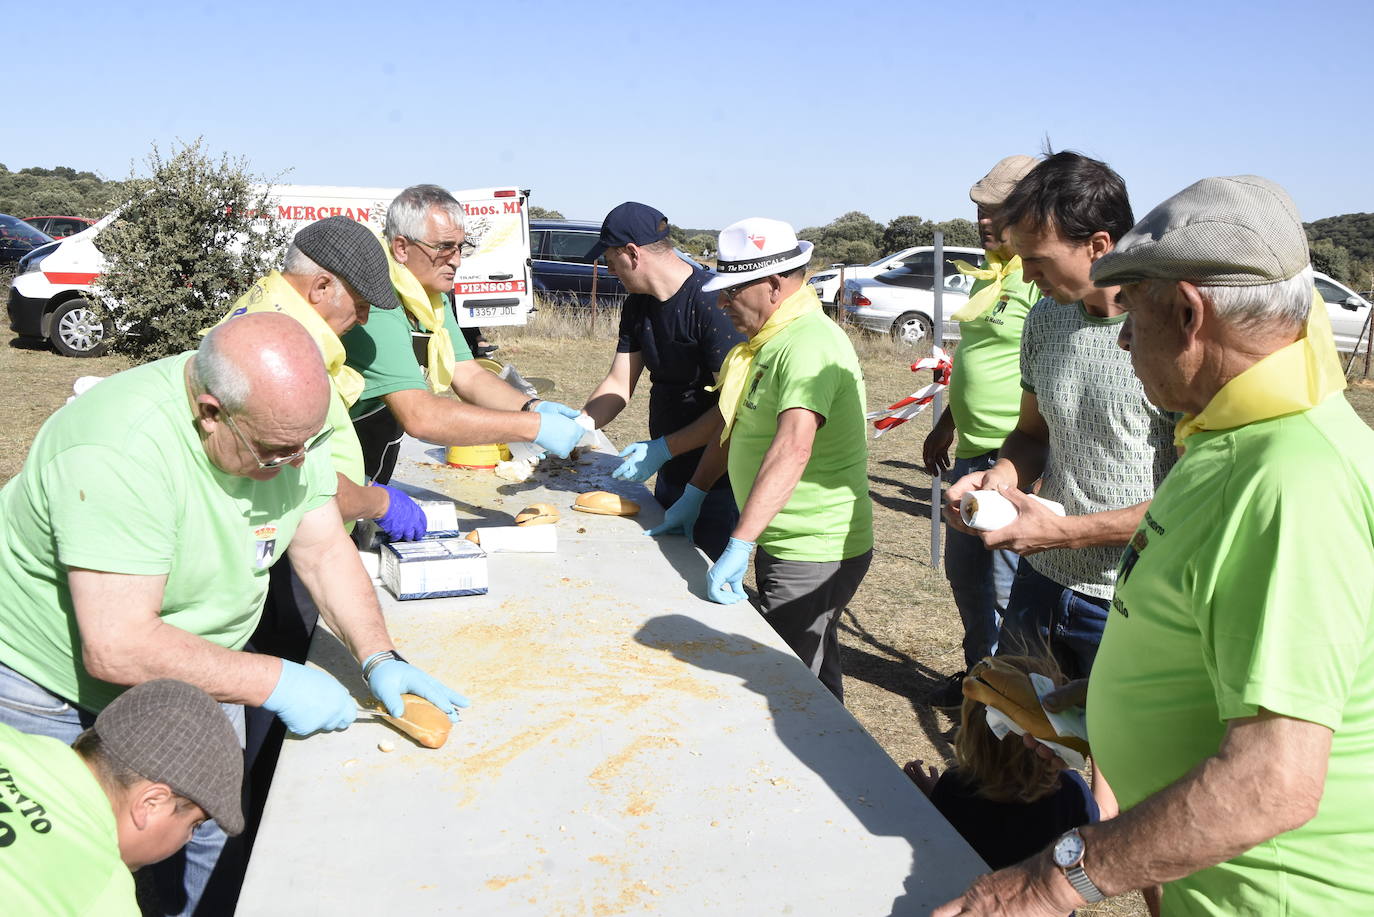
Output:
top-left (380, 538), bottom-right (488, 600)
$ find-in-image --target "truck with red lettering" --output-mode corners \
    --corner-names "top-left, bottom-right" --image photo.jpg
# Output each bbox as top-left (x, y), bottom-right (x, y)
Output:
top-left (6, 184), bottom-right (534, 357)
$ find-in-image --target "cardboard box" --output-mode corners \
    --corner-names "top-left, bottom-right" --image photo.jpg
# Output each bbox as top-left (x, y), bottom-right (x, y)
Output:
top-left (380, 538), bottom-right (488, 600)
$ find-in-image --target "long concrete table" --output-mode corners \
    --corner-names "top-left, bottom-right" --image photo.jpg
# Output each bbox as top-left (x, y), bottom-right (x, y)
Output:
top-left (238, 439), bottom-right (986, 915)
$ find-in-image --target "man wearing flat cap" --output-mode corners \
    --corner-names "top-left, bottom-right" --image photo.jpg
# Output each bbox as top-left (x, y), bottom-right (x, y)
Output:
top-left (937, 176), bottom-right (1374, 915)
top-left (0, 679), bottom-right (243, 915)
top-left (578, 201), bottom-right (745, 560)
top-left (0, 313), bottom-right (467, 916)
top-left (669, 217), bottom-right (871, 701)
top-left (922, 155), bottom-right (1040, 705)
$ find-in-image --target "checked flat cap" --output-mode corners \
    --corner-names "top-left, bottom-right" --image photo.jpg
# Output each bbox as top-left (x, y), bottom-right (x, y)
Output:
top-left (1092, 175), bottom-right (1308, 288)
top-left (95, 679), bottom-right (245, 836)
top-left (294, 215), bottom-right (402, 311)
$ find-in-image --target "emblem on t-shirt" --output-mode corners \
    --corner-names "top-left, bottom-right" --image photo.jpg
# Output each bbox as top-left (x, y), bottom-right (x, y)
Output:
top-left (743, 366), bottom-right (767, 411)
top-left (253, 525), bottom-right (278, 570)
top-left (987, 295), bottom-right (1010, 326)
top-left (1112, 527), bottom-right (1150, 618)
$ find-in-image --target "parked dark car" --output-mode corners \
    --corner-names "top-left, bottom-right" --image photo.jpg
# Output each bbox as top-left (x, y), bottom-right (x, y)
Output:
top-left (23, 215), bottom-right (96, 239)
top-left (529, 219), bottom-right (626, 305)
top-left (0, 214), bottom-right (54, 265)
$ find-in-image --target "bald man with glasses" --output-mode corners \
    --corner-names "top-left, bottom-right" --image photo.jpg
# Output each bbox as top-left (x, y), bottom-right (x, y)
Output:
top-left (0, 313), bottom-right (466, 917)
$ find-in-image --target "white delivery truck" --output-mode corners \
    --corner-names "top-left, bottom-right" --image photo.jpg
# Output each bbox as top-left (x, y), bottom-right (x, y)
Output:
top-left (6, 184), bottom-right (534, 357)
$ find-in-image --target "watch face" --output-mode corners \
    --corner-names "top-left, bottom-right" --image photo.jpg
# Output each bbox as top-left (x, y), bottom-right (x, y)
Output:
top-left (1053, 830), bottom-right (1085, 868)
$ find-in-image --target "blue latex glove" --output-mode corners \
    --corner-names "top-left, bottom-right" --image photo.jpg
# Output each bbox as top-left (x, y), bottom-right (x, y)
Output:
top-left (533, 400), bottom-right (580, 418)
top-left (706, 536), bottom-right (755, 604)
top-left (645, 484), bottom-right (707, 542)
top-left (612, 436), bottom-right (672, 482)
top-left (262, 660), bottom-right (356, 735)
top-left (366, 659), bottom-right (471, 722)
top-left (374, 484), bottom-right (427, 541)
top-left (533, 411), bottom-right (583, 458)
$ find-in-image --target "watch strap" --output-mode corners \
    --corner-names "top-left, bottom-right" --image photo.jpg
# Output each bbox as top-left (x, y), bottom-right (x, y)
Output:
top-left (361, 649), bottom-right (407, 680)
top-left (1065, 865), bottom-right (1105, 903)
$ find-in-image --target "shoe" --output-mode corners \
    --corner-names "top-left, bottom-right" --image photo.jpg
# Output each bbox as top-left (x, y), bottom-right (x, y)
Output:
top-left (930, 671), bottom-right (967, 708)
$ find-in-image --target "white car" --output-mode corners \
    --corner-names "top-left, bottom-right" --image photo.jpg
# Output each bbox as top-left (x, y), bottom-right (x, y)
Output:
top-left (839, 246), bottom-right (983, 346)
top-left (1315, 270), bottom-right (1371, 353)
top-left (807, 244), bottom-right (955, 306)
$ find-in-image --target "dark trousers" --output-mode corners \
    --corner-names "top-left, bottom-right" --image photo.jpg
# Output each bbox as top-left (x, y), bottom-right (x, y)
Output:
top-left (997, 558), bottom-right (1110, 681)
top-left (754, 547), bottom-right (873, 702)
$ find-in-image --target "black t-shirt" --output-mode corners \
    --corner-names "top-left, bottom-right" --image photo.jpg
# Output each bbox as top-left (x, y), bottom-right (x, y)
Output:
top-left (616, 266), bottom-right (744, 488)
top-left (928, 768), bottom-right (1098, 869)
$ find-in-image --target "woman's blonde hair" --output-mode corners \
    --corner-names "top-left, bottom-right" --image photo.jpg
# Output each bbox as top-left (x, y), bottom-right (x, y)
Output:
top-left (953, 653), bottom-right (1069, 804)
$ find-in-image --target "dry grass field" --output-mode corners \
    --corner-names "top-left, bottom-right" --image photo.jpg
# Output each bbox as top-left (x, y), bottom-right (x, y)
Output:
top-left (4, 305), bottom-right (1373, 916)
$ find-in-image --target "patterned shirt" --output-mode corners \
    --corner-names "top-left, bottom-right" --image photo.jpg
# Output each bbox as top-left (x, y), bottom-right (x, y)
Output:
top-left (1020, 299), bottom-right (1175, 598)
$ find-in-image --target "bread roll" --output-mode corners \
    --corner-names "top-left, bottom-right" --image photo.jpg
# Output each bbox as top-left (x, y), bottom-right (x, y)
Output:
top-left (515, 502), bottom-right (560, 526)
top-left (572, 491), bottom-right (640, 517)
top-left (962, 658), bottom-right (1090, 756)
top-left (465, 530), bottom-right (481, 544)
top-left (381, 694), bottom-right (453, 749)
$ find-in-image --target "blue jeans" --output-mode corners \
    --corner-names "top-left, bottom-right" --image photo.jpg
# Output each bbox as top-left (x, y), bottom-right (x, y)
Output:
top-left (654, 475), bottom-right (739, 563)
top-left (998, 560), bottom-right (1109, 681)
top-left (945, 452), bottom-right (1019, 669)
top-left (0, 662), bottom-right (244, 916)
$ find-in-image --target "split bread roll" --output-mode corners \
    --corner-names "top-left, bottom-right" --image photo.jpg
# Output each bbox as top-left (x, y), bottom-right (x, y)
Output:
top-left (962, 658), bottom-right (1090, 757)
top-left (515, 502), bottom-right (560, 526)
top-left (381, 693), bottom-right (453, 749)
top-left (572, 491), bottom-right (640, 517)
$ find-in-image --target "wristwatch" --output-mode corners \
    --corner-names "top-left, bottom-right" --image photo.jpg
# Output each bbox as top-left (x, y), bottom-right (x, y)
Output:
top-left (1052, 828), bottom-right (1105, 903)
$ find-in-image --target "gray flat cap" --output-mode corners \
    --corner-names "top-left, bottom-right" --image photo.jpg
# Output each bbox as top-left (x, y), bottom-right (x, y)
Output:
top-left (970, 155), bottom-right (1039, 206)
top-left (293, 216), bottom-right (402, 311)
top-left (1092, 175), bottom-right (1308, 287)
top-left (95, 679), bottom-right (245, 836)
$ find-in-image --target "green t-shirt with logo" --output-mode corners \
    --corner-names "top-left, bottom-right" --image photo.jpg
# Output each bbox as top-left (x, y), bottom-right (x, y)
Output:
top-left (948, 269), bottom-right (1037, 458)
top-left (344, 294), bottom-right (474, 420)
top-left (726, 310), bottom-right (872, 562)
top-left (0, 352), bottom-right (337, 712)
top-left (0, 723), bottom-right (138, 916)
top-left (1089, 395), bottom-right (1374, 915)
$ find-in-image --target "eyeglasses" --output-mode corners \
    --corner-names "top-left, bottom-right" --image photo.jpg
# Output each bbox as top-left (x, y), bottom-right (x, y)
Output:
top-left (404, 236), bottom-right (475, 259)
top-left (221, 411), bottom-right (334, 470)
top-left (721, 277), bottom-right (766, 302)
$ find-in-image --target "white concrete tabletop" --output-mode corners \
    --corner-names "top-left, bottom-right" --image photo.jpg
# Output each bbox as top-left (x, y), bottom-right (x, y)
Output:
top-left (237, 440), bottom-right (986, 915)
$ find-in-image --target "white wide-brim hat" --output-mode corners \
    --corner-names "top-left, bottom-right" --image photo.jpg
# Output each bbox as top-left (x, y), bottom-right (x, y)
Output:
top-left (701, 217), bottom-right (814, 292)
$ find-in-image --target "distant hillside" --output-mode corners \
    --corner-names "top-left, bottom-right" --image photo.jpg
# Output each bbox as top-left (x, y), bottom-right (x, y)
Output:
top-left (0, 164), bottom-right (124, 219)
top-left (1307, 212), bottom-right (1374, 263)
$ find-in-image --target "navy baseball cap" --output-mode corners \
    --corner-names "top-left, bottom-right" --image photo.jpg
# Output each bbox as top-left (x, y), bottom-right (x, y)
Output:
top-left (588, 201), bottom-right (671, 260)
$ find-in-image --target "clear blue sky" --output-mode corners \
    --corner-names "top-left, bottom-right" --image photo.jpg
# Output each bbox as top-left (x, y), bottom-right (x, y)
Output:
top-left (8, 0), bottom-right (1371, 231)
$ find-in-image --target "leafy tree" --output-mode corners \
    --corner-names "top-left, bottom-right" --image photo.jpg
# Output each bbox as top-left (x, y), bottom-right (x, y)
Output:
top-left (930, 218), bottom-right (980, 248)
top-left (528, 205), bottom-right (564, 219)
top-left (881, 215), bottom-right (929, 253)
top-left (94, 140), bottom-right (289, 362)
top-left (1309, 239), bottom-right (1352, 284)
top-left (799, 211), bottom-right (884, 266)
top-left (1305, 213), bottom-right (1374, 265)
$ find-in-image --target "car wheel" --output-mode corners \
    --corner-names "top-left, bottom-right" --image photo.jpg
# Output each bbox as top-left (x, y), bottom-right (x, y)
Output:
top-left (891, 311), bottom-right (933, 347)
top-left (49, 297), bottom-right (110, 358)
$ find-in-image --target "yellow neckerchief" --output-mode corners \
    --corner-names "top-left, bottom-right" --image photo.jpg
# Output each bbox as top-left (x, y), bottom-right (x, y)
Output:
top-left (376, 227), bottom-right (456, 394)
top-left (949, 251), bottom-right (1022, 322)
top-left (710, 283), bottom-right (822, 444)
top-left (218, 271), bottom-right (365, 406)
top-left (1175, 290), bottom-right (1347, 446)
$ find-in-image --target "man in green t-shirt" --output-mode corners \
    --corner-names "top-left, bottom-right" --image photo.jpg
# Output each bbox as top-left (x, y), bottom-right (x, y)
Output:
top-left (937, 178), bottom-right (1374, 916)
top-left (0, 314), bottom-right (467, 916)
top-left (1, 679), bottom-right (243, 916)
top-left (344, 184), bottom-right (585, 485)
top-left (667, 218), bottom-right (872, 701)
top-left (922, 155), bottom-right (1039, 704)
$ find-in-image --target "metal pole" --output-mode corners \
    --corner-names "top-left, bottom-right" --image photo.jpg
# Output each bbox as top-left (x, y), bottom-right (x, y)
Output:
top-left (930, 232), bottom-right (944, 568)
top-left (590, 259), bottom-right (600, 335)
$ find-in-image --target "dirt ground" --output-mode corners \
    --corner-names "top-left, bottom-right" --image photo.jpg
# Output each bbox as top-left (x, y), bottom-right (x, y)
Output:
top-left (4, 316), bottom-right (1373, 917)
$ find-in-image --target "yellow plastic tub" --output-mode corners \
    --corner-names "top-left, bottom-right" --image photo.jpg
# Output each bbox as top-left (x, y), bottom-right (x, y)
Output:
top-left (446, 442), bottom-right (512, 469)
